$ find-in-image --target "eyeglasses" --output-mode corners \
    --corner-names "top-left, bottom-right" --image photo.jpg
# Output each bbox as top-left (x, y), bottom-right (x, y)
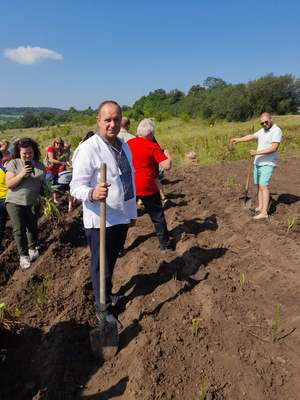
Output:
top-left (260, 121), bottom-right (269, 126)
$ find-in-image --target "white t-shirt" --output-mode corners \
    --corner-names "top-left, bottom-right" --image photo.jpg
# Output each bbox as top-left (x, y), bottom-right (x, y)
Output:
top-left (253, 123), bottom-right (282, 166)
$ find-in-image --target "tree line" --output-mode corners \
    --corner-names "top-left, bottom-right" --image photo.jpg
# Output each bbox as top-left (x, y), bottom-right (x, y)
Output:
top-left (2, 74), bottom-right (299, 130)
top-left (1, 107), bottom-right (95, 130)
top-left (127, 74), bottom-right (300, 122)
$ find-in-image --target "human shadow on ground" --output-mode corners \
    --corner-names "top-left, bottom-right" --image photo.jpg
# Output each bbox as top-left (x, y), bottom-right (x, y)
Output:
top-left (121, 215), bottom-right (217, 255)
top-left (167, 192), bottom-right (186, 200)
top-left (163, 199), bottom-right (188, 210)
top-left (116, 244), bottom-right (227, 350)
top-left (81, 376), bottom-right (129, 399)
top-left (170, 214), bottom-right (218, 241)
top-left (269, 193), bottom-right (300, 215)
top-left (161, 178), bottom-right (183, 185)
top-left (60, 216), bottom-right (87, 248)
top-left (137, 197), bottom-right (187, 216)
top-left (120, 232), bottom-right (157, 256)
top-left (0, 319), bottom-right (107, 400)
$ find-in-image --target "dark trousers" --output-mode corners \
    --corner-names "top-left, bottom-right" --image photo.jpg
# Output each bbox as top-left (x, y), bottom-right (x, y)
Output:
top-left (6, 202), bottom-right (38, 256)
top-left (85, 224), bottom-right (128, 312)
top-left (138, 191), bottom-right (170, 247)
top-left (0, 199), bottom-right (7, 246)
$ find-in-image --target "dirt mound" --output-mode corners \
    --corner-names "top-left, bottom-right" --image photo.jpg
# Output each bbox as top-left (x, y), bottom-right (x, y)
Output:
top-left (1, 156), bottom-right (300, 399)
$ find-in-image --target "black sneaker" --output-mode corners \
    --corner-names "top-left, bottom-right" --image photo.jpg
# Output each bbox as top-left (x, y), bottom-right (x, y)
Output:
top-left (162, 198), bottom-right (170, 208)
top-left (160, 240), bottom-right (175, 251)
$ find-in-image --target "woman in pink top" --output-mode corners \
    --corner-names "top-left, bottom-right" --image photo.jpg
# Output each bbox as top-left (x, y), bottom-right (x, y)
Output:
top-left (45, 137), bottom-right (66, 204)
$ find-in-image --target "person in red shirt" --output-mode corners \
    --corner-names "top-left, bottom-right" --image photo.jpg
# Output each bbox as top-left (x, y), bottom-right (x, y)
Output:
top-left (45, 137), bottom-right (66, 204)
top-left (128, 118), bottom-right (174, 250)
top-left (0, 140), bottom-right (11, 164)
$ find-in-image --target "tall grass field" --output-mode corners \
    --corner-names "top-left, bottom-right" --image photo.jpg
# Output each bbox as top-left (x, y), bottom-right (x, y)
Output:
top-left (1, 115), bottom-right (300, 167)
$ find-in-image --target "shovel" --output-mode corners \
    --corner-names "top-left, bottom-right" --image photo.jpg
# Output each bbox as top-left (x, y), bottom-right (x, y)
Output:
top-left (90, 162), bottom-right (119, 360)
top-left (239, 156), bottom-right (253, 208)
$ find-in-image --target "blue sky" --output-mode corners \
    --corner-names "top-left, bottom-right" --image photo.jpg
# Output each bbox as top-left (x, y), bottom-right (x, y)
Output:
top-left (1, 0), bottom-right (299, 109)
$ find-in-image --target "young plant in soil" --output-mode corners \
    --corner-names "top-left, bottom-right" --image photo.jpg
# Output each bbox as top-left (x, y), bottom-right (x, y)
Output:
top-left (0, 302), bottom-right (6, 321)
top-left (239, 272), bottom-right (246, 286)
top-left (39, 183), bottom-right (61, 219)
top-left (0, 303), bottom-right (22, 331)
top-left (192, 319), bottom-right (200, 337)
top-left (225, 175), bottom-right (236, 188)
top-left (286, 216), bottom-right (296, 234)
top-left (198, 379), bottom-right (207, 400)
top-left (34, 275), bottom-right (52, 311)
top-left (41, 196), bottom-right (60, 218)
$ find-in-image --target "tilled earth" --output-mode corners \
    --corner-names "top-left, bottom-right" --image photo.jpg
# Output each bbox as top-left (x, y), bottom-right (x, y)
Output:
top-left (0, 156), bottom-right (300, 400)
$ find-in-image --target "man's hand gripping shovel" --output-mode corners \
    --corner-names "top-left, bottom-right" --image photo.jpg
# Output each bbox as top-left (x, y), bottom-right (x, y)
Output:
top-left (90, 162), bottom-right (119, 360)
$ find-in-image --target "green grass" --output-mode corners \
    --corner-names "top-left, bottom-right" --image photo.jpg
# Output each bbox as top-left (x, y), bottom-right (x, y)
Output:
top-left (155, 115), bottom-right (300, 166)
top-left (1, 115), bottom-right (300, 166)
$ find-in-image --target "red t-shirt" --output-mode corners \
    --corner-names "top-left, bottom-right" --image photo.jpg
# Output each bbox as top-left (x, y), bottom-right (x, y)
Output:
top-left (45, 146), bottom-right (60, 174)
top-left (128, 137), bottom-right (167, 196)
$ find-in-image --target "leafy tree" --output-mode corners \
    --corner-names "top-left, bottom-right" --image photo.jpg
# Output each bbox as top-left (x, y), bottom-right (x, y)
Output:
top-left (203, 76), bottom-right (227, 90)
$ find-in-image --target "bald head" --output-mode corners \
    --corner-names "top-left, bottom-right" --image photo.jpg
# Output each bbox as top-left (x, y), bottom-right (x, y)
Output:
top-left (96, 101), bottom-right (122, 144)
top-left (260, 112), bottom-right (273, 130)
top-left (97, 100), bottom-right (121, 117)
top-left (260, 112), bottom-right (271, 119)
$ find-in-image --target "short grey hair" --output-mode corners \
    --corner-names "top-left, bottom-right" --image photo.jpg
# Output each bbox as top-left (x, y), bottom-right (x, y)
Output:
top-left (136, 118), bottom-right (155, 137)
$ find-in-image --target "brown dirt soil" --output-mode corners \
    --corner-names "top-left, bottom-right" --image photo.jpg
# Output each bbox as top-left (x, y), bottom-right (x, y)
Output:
top-left (0, 156), bottom-right (300, 400)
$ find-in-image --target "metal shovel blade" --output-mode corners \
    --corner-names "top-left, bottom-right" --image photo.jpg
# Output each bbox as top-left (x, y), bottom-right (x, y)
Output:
top-left (239, 193), bottom-right (252, 209)
top-left (90, 317), bottom-right (119, 361)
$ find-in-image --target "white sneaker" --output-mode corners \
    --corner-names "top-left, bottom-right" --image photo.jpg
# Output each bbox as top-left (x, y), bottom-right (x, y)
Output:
top-left (253, 212), bottom-right (268, 220)
top-left (29, 248), bottom-right (39, 262)
top-left (20, 256), bottom-right (31, 270)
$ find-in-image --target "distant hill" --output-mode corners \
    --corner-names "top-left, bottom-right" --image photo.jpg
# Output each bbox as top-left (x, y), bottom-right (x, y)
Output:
top-left (0, 107), bottom-right (66, 116)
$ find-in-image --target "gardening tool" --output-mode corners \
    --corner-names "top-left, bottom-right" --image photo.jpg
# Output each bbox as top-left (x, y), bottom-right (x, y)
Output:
top-left (90, 162), bottom-right (119, 360)
top-left (239, 156), bottom-right (253, 208)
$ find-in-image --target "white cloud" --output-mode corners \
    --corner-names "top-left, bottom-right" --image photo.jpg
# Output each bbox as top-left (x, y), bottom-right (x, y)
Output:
top-left (4, 45), bottom-right (63, 65)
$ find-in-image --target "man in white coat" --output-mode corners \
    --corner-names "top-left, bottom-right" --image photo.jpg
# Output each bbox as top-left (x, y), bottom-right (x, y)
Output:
top-left (70, 101), bottom-right (137, 324)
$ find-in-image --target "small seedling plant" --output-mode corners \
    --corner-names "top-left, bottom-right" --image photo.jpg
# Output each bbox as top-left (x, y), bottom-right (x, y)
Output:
top-left (0, 303), bottom-right (6, 321)
top-left (225, 175), bottom-right (236, 188)
top-left (239, 272), bottom-right (246, 286)
top-left (192, 319), bottom-right (200, 337)
top-left (286, 216), bottom-right (296, 234)
top-left (34, 275), bottom-right (52, 311)
top-left (39, 183), bottom-right (60, 218)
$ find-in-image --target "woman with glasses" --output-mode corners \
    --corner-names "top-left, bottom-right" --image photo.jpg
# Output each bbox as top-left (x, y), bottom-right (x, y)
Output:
top-left (5, 138), bottom-right (45, 269)
top-left (44, 137), bottom-right (66, 204)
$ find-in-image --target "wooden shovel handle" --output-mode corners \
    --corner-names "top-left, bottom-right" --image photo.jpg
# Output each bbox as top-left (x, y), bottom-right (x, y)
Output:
top-left (99, 162), bottom-right (107, 312)
top-left (245, 156), bottom-right (253, 193)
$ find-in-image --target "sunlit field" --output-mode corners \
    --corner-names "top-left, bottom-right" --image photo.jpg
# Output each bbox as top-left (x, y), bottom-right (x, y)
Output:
top-left (1, 114), bottom-right (300, 166)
